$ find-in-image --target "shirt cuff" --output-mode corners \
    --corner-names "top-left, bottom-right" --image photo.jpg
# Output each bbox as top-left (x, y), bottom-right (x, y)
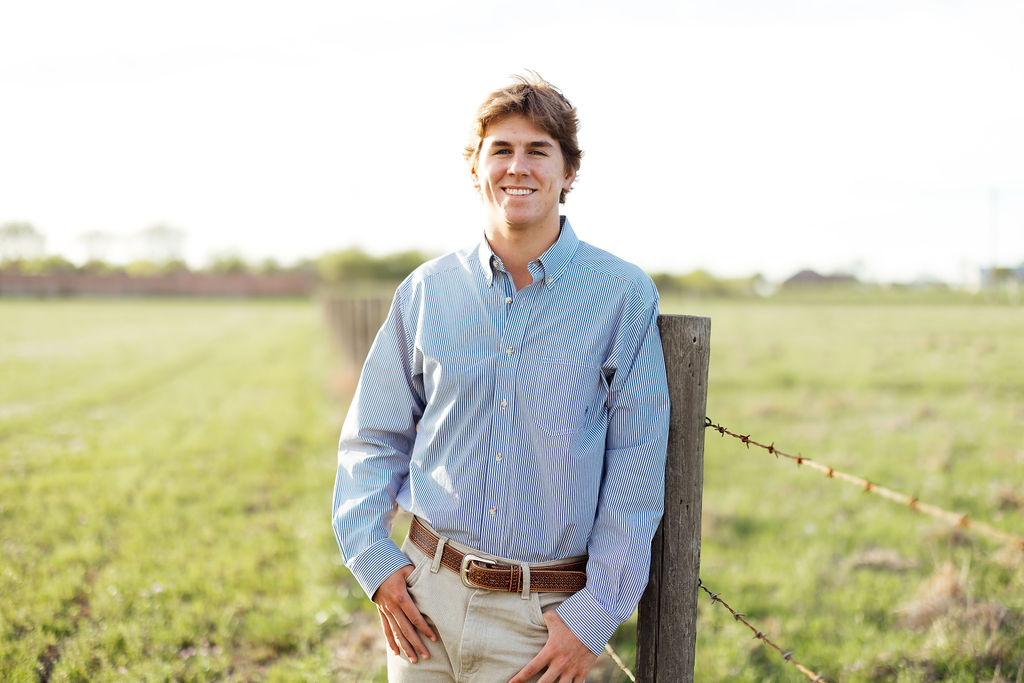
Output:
top-left (555, 587), bottom-right (621, 656)
top-left (348, 537), bottom-right (413, 600)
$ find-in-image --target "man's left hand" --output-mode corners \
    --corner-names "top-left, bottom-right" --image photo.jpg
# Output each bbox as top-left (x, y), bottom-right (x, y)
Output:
top-left (509, 609), bottom-right (597, 683)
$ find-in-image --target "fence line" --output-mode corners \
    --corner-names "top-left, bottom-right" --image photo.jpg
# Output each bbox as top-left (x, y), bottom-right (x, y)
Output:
top-left (323, 291), bottom-right (1021, 678)
top-left (705, 418), bottom-right (1024, 551)
top-left (697, 578), bottom-right (827, 682)
top-left (603, 643), bottom-right (637, 682)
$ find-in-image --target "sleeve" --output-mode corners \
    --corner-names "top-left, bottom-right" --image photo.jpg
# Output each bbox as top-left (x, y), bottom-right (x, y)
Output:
top-left (331, 282), bottom-right (426, 600)
top-left (555, 284), bottom-right (670, 655)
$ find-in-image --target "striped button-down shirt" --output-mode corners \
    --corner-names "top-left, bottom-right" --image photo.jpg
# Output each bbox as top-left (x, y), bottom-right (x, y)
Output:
top-left (332, 218), bottom-right (670, 654)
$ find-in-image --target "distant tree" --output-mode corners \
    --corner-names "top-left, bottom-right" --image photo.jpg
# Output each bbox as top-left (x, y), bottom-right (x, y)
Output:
top-left (155, 259), bottom-right (189, 275)
top-left (23, 255), bottom-right (76, 275)
top-left (78, 230), bottom-right (116, 262)
top-left (0, 221), bottom-right (46, 261)
top-left (206, 254), bottom-right (250, 275)
top-left (256, 257), bottom-right (283, 275)
top-left (378, 250), bottom-right (431, 280)
top-left (125, 260), bottom-right (164, 277)
top-left (650, 269), bottom-right (764, 297)
top-left (80, 259), bottom-right (124, 276)
top-left (318, 247), bottom-right (431, 283)
top-left (135, 224), bottom-right (185, 264)
top-left (318, 247), bottom-right (378, 282)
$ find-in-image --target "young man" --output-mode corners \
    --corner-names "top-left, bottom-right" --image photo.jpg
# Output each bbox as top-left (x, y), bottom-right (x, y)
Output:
top-left (332, 73), bottom-right (670, 682)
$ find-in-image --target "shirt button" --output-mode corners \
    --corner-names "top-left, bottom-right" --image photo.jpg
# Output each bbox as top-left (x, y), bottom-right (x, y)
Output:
top-left (506, 347), bottom-right (514, 355)
top-left (489, 506), bottom-right (497, 515)
top-left (495, 453), bottom-right (502, 462)
top-left (499, 399), bottom-right (507, 408)
top-left (505, 296), bottom-right (512, 304)
top-left (546, 277), bottom-right (552, 284)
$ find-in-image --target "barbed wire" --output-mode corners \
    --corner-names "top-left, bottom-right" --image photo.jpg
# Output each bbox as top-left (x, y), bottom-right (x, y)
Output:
top-left (603, 642), bottom-right (636, 682)
top-left (698, 578), bottom-right (828, 682)
top-left (705, 418), bottom-right (1024, 551)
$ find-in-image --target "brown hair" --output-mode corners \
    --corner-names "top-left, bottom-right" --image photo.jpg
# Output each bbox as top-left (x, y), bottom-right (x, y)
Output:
top-left (464, 72), bottom-right (582, 203)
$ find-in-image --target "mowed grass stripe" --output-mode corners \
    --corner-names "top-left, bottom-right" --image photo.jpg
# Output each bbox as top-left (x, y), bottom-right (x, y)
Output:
top-left (0, 301), bottom-right (273, 440)
top-left (1, 301), bottom-right (369, 680)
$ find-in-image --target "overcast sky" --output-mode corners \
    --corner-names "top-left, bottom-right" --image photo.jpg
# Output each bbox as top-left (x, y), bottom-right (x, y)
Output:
top-left (1, 0), bottom-right (1022, 283)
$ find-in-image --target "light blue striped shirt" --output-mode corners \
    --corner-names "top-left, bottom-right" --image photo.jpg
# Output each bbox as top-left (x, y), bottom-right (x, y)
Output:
top-left (332, 218), bottom-right (670, 655)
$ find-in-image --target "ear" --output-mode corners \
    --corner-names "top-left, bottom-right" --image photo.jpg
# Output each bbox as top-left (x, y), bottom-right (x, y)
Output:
top-left (563, 168), bottom-right (576, 191)
top-left (471, 169), bottom-right (480, 190)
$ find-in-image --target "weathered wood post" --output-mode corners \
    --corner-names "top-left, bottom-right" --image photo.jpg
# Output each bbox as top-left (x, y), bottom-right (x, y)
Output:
top-left (636, 314), bottom-right (711, 682)
top-left (322, 296), bottom-right (391, 371)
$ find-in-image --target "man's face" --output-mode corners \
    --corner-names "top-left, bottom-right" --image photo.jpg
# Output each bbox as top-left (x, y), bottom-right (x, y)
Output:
top-left (473, 114), bottom-right (575, 234)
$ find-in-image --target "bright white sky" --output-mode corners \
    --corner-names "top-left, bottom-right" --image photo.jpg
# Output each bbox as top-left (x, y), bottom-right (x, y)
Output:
top-left (1, 0), bottom-right (1022, 283)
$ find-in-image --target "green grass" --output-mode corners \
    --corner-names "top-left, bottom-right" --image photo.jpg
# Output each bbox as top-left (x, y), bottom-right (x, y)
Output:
top-left (0, 300), bottom-right (375, 681)
top-left (660, 296), bottom-right (1024, 682)
top-left (1, 297), bottom-right (1021, 681)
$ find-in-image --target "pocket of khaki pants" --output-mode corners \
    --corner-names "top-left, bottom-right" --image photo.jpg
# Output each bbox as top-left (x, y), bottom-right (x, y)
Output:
top-left (404, 558), bottom-right (428, 589)
top-left (400, 538), bottom-right (430, 589)
top-left (526, 593), bottom-right (547, 628)
top-left (528, 591), bottom-right (569, 629)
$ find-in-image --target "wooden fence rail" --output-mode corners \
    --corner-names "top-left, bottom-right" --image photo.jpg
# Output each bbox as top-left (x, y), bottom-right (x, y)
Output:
top-left (323, 299), bottom-right (711, 681)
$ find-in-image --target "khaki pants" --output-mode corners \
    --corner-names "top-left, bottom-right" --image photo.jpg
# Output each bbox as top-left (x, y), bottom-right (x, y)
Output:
top-left (386, 522), bottom-right (577, 682)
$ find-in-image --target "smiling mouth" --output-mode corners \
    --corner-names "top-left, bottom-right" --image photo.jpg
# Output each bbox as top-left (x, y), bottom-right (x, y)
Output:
top-left (503, 188), bottom-right (535, 196)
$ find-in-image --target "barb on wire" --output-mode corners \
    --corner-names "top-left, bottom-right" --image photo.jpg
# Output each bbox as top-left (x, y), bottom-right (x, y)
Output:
top-left (705, 418), bottom-right (1024, 552)
top-left (603, 642), bottom-right (636, 682)
top-left (698, 578), bottom-right (828, 682)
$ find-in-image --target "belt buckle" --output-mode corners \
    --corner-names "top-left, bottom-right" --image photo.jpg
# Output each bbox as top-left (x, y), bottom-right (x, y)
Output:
top-left (460, 554), bottom-right (495, 589)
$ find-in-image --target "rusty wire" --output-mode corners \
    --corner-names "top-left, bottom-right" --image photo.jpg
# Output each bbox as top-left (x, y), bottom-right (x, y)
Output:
top-left (705, 418), bottom-right (1024, 551)
top-left (698, 578), bottom-right (828, 682)
top-left (602, 643), bottom-right (636, 682)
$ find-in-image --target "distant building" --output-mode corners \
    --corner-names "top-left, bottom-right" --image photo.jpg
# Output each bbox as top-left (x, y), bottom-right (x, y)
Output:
top-left (979, 264), bottom-right (1024, 289)
top-left (782, 269), bottom-right (858, 287)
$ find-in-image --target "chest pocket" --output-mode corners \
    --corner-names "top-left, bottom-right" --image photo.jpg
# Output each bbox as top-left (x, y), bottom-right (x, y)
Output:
top-left (533, 354), bottom-right (608, 436)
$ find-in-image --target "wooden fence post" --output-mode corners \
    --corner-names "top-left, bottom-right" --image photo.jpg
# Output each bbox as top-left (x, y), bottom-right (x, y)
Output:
top-left (322, 296), bottom-right (392, 375)
top-left (636, 314), bottom-right (711, 682)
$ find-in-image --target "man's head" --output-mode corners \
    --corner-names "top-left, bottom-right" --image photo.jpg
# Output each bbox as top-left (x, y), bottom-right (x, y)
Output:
top-left (465, 72), bottom-right (582, 204)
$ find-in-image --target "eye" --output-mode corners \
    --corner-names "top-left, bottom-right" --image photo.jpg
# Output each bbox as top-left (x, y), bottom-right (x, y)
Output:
top-left (493, 149), bottom-right (512, 155)
top-left (529, 150), bottom-right (548, 156)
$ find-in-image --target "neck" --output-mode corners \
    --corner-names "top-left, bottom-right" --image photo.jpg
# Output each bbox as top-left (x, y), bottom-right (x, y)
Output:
top-left (485, 216), bottom-right (561, 290)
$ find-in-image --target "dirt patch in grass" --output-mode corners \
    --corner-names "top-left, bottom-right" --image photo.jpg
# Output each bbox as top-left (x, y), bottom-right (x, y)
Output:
top-left (848, 547), bottom-right (920, 572)
top-left (887, 561), bottom-right (1023, 679)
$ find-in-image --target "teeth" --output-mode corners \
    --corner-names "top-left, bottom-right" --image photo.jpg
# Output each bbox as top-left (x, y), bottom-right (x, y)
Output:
top-left (505, 188), bottom-right (534, 196)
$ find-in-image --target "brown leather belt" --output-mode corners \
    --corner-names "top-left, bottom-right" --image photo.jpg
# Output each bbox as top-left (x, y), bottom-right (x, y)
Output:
top-left (409, 517), bottom-right (587, 593)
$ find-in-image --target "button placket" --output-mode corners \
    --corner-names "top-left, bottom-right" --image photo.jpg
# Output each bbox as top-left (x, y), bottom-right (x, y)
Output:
top-left (480, 276), bottom-right (535, 552)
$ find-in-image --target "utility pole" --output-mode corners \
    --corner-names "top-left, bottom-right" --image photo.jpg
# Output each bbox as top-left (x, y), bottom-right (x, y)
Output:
top-left (989, 187), bottom-right (999, 288)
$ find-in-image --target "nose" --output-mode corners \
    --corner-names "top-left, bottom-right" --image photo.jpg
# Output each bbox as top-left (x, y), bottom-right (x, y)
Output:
top-left (506, 150), bottom-right (530, 175)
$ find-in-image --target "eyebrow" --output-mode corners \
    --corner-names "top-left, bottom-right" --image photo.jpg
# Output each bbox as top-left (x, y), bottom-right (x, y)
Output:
top-left (490, 140), bottom-right (555, 149)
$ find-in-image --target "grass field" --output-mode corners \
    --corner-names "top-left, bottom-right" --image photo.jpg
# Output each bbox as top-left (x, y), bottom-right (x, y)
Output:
top-left (1, 296), bottom-right (1021, 681)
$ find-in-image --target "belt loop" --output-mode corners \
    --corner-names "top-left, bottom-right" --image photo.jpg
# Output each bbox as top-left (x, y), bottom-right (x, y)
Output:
top-left (520, 562), bottom-right (531, 600)
top-left (431, 536), bottom-right (448, 574)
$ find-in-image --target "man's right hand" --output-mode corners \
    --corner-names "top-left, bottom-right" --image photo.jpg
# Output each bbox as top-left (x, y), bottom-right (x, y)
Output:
top-left (373, 566), bottom-right (437, 663)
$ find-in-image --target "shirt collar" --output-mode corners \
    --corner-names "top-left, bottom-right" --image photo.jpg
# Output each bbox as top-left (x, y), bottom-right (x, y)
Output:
top-left (537, 216), bottom-right (579, 288)
top-left (476, 216), bottom-right (580, 289)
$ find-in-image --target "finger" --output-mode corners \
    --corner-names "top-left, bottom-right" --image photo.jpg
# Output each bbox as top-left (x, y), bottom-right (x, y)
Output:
top-left (395, 593), bottom-right (438, 642)
top-left (509, 649), bottom-right (550, 683)
top-left (378, 607), bottom-right (399, 656)
top-left (389, 606), bottom-right (431, 660)
top-left (535, 669), bottom-right (558, 683)
top-left (385, 610), bottom-right (419, 663)
top-left (382, 581), bottom-right (434, 647)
